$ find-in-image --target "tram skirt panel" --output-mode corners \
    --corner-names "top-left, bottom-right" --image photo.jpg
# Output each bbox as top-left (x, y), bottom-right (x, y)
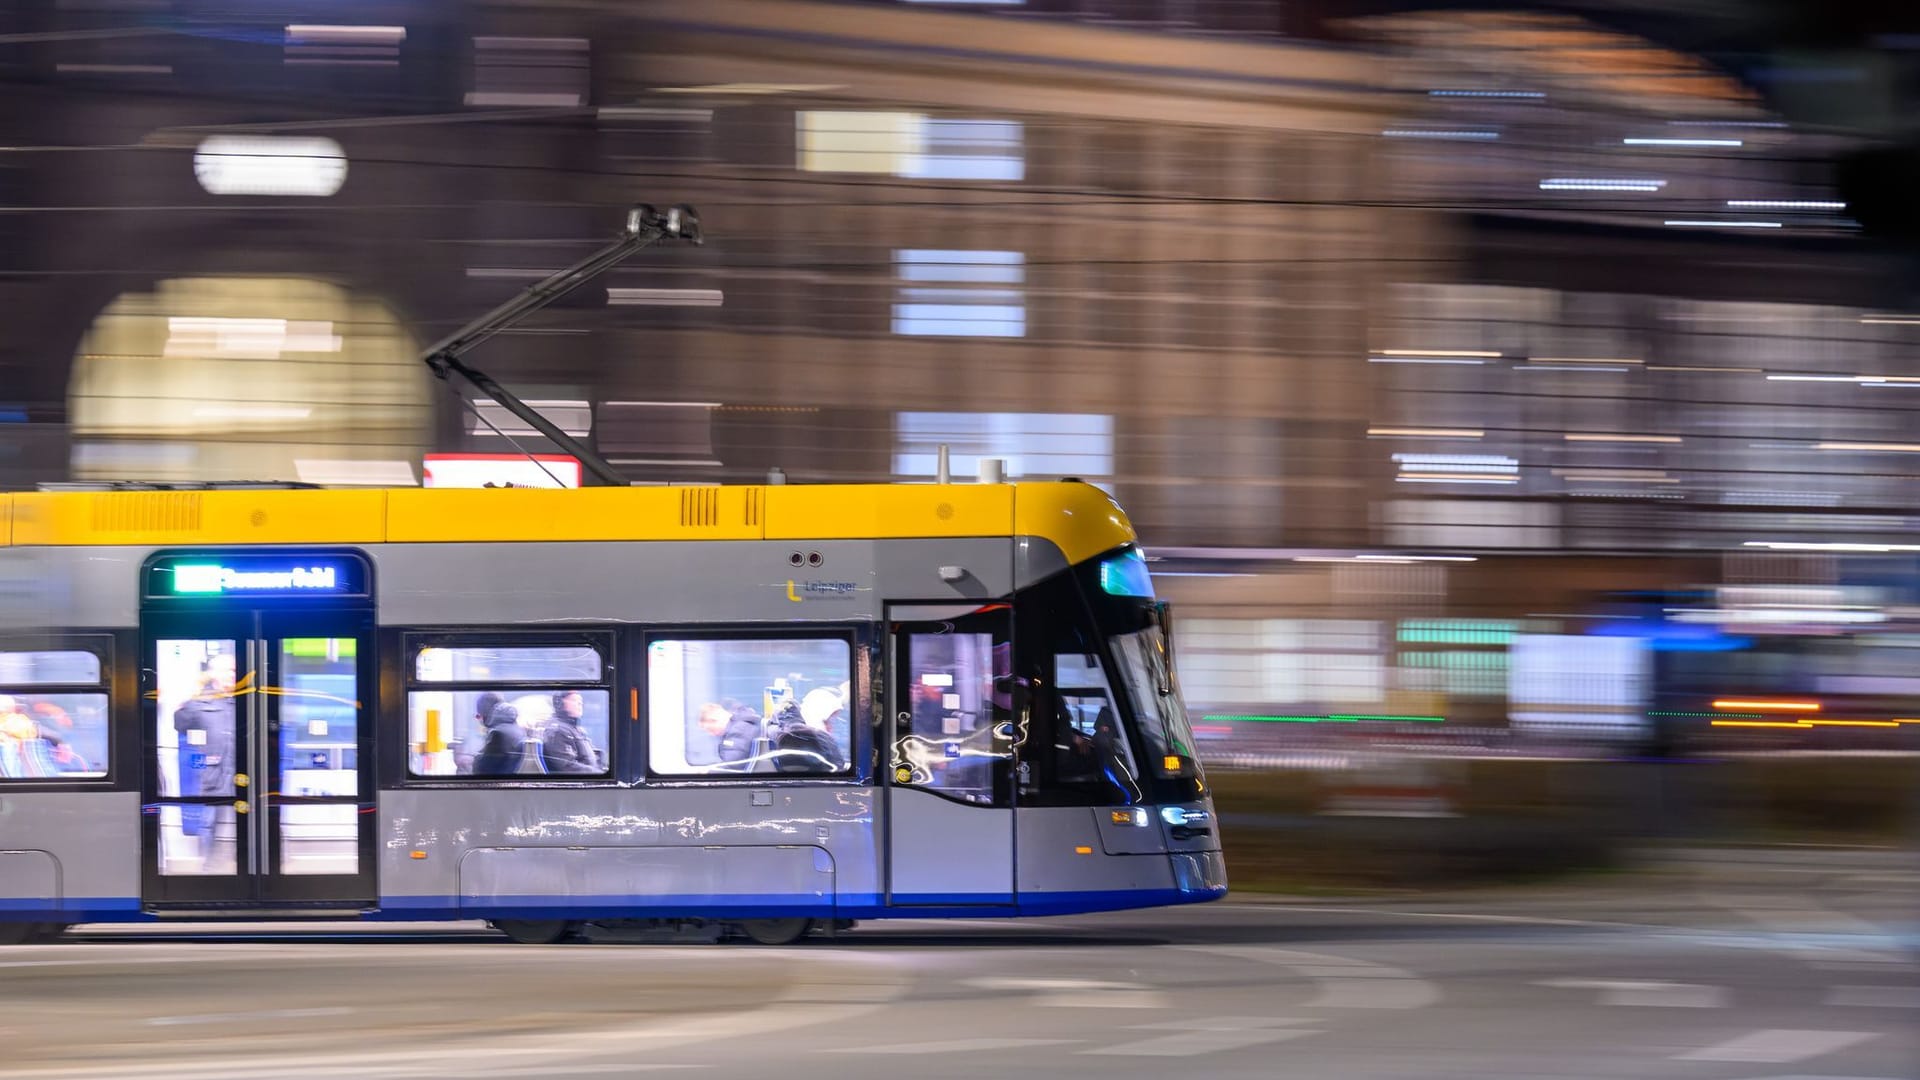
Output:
top-left (454, 846), bottom-right (836, 921)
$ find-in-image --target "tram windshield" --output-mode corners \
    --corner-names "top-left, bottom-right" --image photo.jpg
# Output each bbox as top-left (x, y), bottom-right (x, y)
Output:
top-left (1075, 547), bottom-right (1202, 791)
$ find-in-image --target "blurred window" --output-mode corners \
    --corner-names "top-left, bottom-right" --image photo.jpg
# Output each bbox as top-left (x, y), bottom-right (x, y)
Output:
top-left (467, 36), bottom-right (588, 108)
top-left (906, 120), bottom-right (1024, 181)
top-left (799, 113), bottom-right (1023, 181)
top-left (596, 401), bottom-right (720, 468)
top-left (0, 650), bottom-right (101, 685)
top-left (0, 643), bottom-right (110, 781)
top-left (414, 645), bottom-right (602, 683)
top-left (406, 636), bottom-right (611, 779)
top-left (467, 399), bottom-right (591, 440)
top-left (1175, 619), bottom-right (1386, 711)
top-left (646, 636), bottom-right (854, 777)
top-left (194, 137), bottom-right (347, 198)
top-left (894, 412), bottom-right (1111, 480)
top-left (893, 250), bottom-right (1026, 337)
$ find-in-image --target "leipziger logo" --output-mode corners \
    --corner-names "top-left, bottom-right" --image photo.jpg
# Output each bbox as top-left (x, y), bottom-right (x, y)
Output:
top-left (785, 579), bottom-right (859, 603)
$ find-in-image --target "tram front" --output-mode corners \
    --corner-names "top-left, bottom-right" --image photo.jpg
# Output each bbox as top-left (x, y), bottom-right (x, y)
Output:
top-left (879, 481), bottom-right (1226, 918)
top-left (1005, 506), bottom-right (1228, 914)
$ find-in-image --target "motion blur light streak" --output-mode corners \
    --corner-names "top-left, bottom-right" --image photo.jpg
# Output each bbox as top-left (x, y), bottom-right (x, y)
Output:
top-left (1711, 700), bottom-right (1820, 712)
top-left (191, 405), bottom-right (313, 421)
top-left (1381, 129), bottom-right (1500, 140)
top-left (1726, 200), bottom-right (1845, 210)
top-left (605, 288), bottom-right (725, 306)
top-left (1396, 475), bottom-right (1519, 483)
top-left (291, 459), bottom-right (418, 486)
top-left (1564, 434), bottom-right (1681, 443)
top-left (1369, 357), bottom-right (1488, 365)
top-left (1815, 442), bottom-right (1920, 452)
top-left (1518, 364), bottom-right (1632, 372)
top-left (164, 318), bottom-right (343, 359)
top-left (1539, 179), bottom-right (1666, 192)
top-left (1201, 714), bottom-right (1446, 724)
top-left (1376, 349), bottom-right (1503, 357)
top-left (1367, 427), bottom-right (1485, 438)
top-left (1554, 470), bottom-right (1679, 483)
top-left (1625, 138), bottom-right (1743, 146)
top-left (1742, 542), bottom-right (1920, 552)
top-left (285, 26), bottom-right (407, 44)
top-left (1663, 220), bottom-right (1783, 228)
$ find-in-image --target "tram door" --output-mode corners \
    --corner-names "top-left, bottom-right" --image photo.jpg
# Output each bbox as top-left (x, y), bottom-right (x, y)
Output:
top-left (884, 605), bottom-right (1016, 906)
top-left (140, 554), bottom-right (375, 907)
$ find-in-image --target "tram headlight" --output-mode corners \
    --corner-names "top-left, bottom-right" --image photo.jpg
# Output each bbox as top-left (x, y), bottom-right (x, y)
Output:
top-left (1161, 806), bottom-right (1210, 827)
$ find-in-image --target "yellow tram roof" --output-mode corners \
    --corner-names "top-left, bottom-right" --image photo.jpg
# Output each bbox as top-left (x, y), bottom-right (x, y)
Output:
top-left (0, 481), bottom-right (1136, 566)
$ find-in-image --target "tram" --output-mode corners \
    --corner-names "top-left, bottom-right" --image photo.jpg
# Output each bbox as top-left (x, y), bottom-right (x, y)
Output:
top-left (0, 479), bottom-right (1226, 944)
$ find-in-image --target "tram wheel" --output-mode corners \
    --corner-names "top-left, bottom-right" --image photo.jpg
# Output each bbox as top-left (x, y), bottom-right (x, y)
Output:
top-left (493, 919), bottom-right (573, 945)
top-left (736, 918), bottom-right (813, 946)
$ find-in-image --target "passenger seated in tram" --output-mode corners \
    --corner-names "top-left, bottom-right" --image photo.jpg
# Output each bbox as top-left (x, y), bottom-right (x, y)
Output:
top-left (0, 697), bottom-right (96, 778)
top-left (541, 690), bottom-right (601, 774)
top-left (472, 701), bottom-right (529, 776)
top-left (772, 687), bottom-right (846, 774)
top-left (452, 692), bottom-right (505, 775)
top-left (705, 700), bottom-right (764, 771)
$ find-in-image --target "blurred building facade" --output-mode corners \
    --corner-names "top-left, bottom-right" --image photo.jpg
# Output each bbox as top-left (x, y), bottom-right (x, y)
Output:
top-left (5, 0), bottom-right (1918, 746)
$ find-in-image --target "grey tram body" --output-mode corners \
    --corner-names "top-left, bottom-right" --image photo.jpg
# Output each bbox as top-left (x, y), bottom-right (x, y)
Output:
top-left (0, 535), bottom-right (1226, 927)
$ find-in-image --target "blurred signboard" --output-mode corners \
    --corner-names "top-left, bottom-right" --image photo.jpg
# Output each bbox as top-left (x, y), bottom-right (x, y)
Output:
top-left (1509, 634), bottom-right (1648, 738)
top-left (422, 454), bottom-right (581, 489)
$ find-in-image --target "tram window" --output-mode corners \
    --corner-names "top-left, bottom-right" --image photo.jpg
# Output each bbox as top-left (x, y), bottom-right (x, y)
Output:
top-left (408, 689), bottom-right (613, 778)
top-left (414, 645), bottom-right (602, 683)
top-left (1012, 571), bottom-right (1147, 807)
top-left (0, 650), bottom-right (101, 685)
top-left (647, 637), bottom-right (853, 777)
top-left (0, 692), bottom-right (109, 779)
top-left (1051, 652), bottom-right (1141, 797)
top-left (405, 637), bottom-right (613, 779)
top-left (1, 647), bottom-right (110, 781)
top-left (893, 625), bottom-right (1013, 806)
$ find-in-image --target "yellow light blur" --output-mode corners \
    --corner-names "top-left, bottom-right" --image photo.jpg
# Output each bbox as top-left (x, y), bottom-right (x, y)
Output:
top-left (1713, 699), bottom-right (1820, 712)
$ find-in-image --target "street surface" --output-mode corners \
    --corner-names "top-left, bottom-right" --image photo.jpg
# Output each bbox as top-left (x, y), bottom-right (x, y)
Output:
top-left (1, 848), bottom-right (1914, 1080)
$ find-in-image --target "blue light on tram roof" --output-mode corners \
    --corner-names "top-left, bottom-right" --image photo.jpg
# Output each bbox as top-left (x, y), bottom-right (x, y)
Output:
top-left (1098, 549), bottom-right (1154, 598)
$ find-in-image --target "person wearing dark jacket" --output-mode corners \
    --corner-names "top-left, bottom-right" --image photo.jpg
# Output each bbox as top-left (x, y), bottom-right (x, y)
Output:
top-left (541, 691), bottom-right (601, 774)
top-left (773, 687), bottom-right (847, 774)
top-left (472, 702), bottom-right (528, 776)
top-left (174, 653), bottom-right (237, 838)
top-left (715, 704), bottom-right (764, 770)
